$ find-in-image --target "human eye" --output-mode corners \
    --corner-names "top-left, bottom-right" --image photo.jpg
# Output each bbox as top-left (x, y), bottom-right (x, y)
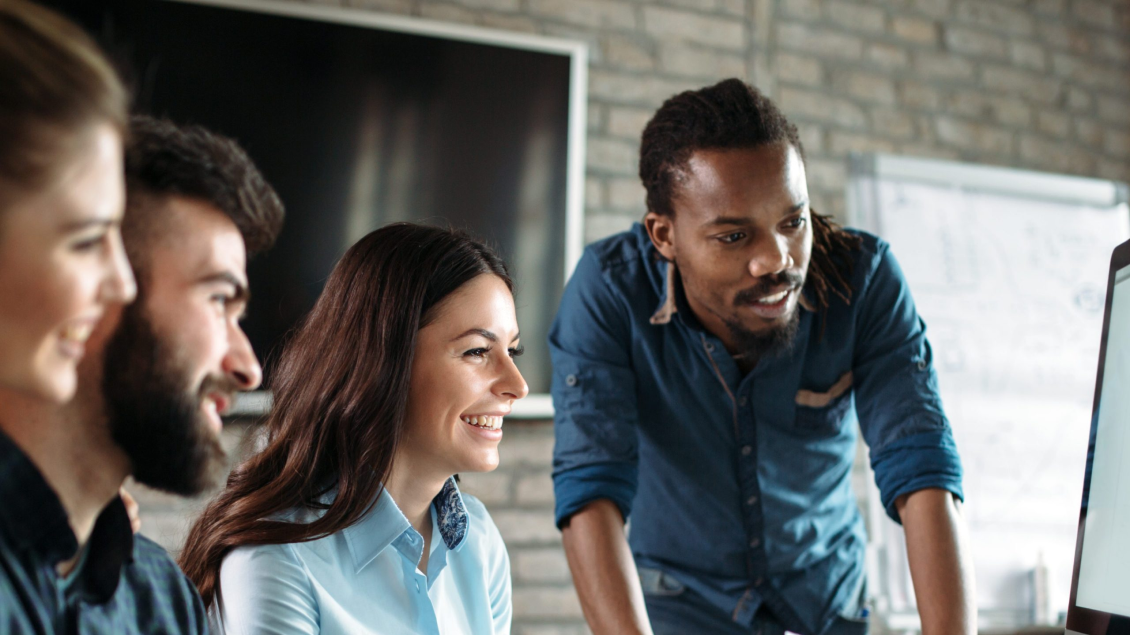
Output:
top-left (464, 347), bottom-right (491, 359)
top-left (784, 216), bottom-right (807, 230)
top-left (70, 230), bottom-right (109, 253)
top-left (716, 231), bottom-right (746, 245)
top-left (508, 345), bottom-right (525, 358)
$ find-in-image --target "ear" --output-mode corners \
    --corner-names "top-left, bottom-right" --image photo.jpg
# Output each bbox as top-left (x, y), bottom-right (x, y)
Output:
top-left (644, 211), bottom-right (677, 262)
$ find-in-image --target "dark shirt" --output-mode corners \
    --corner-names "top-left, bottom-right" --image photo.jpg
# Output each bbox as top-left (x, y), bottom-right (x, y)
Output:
top-left (0, 429), bottom-right (207, 634)
top-left (550, 224), bottom-right (963, 635)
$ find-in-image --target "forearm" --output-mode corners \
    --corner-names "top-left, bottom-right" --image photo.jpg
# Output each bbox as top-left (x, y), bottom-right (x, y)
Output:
top-left (897, 488), bottom-right (976, 635)
top-left (561, 499), bottom-right (653, 635)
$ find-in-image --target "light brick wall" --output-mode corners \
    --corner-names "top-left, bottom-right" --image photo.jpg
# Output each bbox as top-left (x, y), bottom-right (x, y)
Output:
top-left (135, 1), bottom-right (1130, 633)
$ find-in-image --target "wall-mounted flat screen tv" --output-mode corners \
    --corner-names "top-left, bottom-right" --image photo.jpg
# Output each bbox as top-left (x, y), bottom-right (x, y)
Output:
top-left (45, 0), bottom-right (587, 416)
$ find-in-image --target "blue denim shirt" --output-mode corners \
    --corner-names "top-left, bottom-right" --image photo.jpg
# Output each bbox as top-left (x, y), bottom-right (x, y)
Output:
top-left (550, 224), bottom-right (963, 635)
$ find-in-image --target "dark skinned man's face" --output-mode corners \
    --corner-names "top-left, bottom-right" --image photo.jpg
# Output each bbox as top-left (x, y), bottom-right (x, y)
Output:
top-left (644, 141), bottom-right (813, 360)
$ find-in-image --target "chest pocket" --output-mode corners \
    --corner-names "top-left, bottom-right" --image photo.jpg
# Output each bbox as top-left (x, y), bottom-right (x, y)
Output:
top-left (794, 371), bottom-right (853, 433)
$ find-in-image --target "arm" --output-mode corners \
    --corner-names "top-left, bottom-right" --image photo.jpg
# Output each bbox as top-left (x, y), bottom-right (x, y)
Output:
top-left (849, 240), bottom-right (972, 628)
top-left (548, 248), bottom-right (644, 635)
top-left (561, 499), bottom-right (652, 635)
top-left (897, 488), bottom-right (976, 635)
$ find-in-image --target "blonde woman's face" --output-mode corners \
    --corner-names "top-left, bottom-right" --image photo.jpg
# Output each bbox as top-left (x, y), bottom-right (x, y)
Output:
top-left (0, 124), bottom-right (136, 402)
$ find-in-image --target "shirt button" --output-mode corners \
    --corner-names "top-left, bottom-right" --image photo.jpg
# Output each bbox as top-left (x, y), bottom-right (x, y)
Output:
top-left (415, 581), bottom-right (421, 592)
top-left (746, 495), bottom-right (758, 505)
top-left (705, 342), bottom-right (715, 352)
top-left (917, 359), bottom-right (928, 371)
top-left (565, 374), bottom-right (578, 386)
top-left (749, 538), bottom-right (761, 548)
top-left (741, 445), bottom-right (752, 456)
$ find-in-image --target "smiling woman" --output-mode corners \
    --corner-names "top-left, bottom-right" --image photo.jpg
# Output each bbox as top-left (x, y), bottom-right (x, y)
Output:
top-left (0, 0), bottom-right (136, 402)
top-left (180, 223), bottom-right (527, 635)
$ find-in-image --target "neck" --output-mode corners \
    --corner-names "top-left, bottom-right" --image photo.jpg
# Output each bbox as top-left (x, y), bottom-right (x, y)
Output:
top-left (383, 451), bottom-right (449, 536)
top-left (0, 387), bottom-right (130, 563)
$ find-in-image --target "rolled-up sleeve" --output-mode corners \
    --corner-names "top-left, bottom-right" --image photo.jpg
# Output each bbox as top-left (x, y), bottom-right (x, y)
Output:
top-left (550, 250), bottom-right (639, 528)
top-left (852, 241), bottom-right (964, 523)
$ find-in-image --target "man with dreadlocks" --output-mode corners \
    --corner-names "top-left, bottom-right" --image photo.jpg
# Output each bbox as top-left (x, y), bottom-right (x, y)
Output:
top-left (549, 79), bottom-right (974, 635)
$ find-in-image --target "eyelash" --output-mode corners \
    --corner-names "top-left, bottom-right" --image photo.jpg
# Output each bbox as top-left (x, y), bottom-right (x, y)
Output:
top-left (465, 346), bottom-right (525, 358)
top-left (71, 234), bottom-right (106, 252)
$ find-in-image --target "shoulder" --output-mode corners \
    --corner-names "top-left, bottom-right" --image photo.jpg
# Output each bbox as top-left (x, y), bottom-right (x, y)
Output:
top-left (128, 534), bottom-right (200, 597)
top-left (220, 540), bottom-right (306, 576)
top-left (460, 493), bottom-right (507, 558)
top-left (839, 228), bottom-right (897, 293)
top-left (122, 535), bottom-right (207, 631)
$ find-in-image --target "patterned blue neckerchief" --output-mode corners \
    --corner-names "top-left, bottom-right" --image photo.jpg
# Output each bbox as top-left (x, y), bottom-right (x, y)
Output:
top-left (430, 478), bottom-right (469, 550)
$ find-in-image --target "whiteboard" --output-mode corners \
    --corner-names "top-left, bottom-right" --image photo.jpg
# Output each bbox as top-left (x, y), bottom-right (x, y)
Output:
top-left (846, 153), bottom-right (1130, 630)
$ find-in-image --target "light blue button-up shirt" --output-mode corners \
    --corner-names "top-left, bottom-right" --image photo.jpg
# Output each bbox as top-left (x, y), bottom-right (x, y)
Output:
top-left (212, 478), bottom-right (511, 635)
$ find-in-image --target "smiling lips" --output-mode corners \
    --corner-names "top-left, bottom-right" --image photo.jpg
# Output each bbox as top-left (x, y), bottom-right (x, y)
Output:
top-left (57, 319), bottom-right (98, 359)
top-left (461, 415), bottom-right (503, 431)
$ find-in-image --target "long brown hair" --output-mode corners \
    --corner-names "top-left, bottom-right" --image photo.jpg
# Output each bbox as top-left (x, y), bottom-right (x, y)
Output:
top-left (0, 0), bottom-right (128, 208)
top-left (179, 223), bottom-right (511, 609)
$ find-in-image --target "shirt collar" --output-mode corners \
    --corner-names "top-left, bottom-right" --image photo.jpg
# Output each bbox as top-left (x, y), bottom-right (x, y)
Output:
top-left (0, 429), bottom-right (135, 605)
top-left (343, 477), bottom-right (470, 573)
top-left (0, 428), bottom-right (77, 563)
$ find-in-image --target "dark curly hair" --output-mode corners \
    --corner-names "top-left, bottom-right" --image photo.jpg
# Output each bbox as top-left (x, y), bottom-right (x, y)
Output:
top-left (124, 115), bottom-right (285, 266)
top-left (639, 78), bottom-right (861, 312)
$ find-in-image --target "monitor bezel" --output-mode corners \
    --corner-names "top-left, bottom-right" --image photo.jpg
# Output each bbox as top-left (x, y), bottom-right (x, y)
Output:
top-left (1065, 237), bottom-right (1130, 635)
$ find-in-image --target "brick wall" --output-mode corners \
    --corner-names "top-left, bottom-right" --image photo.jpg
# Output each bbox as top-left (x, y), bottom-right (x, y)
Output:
top-left (133, 1), bottom-right (1130, 633)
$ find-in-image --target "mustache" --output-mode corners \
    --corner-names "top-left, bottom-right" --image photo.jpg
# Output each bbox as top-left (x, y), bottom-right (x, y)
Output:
top-left (197, 374), bottom-right (242, 403)
top-left (733, 271), bottom-right (805, 306)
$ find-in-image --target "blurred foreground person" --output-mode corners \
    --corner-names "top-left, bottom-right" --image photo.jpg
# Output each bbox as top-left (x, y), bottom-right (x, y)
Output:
top-left (181, 223), bottom-right (527, 635)
top-left (0, 115), bottom-right (284, 634)
top-left (0, 0), bottom-right (135, 403)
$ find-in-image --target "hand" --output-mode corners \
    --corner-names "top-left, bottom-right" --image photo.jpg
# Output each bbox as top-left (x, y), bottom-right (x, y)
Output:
top-left (121, 487), bottom-right (142, 534)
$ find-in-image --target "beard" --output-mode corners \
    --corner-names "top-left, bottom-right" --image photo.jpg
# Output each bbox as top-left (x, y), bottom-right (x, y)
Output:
top-left (724, 270), bottom-right (806, 362)
top-left (101, 304), bottom-right (227, 496)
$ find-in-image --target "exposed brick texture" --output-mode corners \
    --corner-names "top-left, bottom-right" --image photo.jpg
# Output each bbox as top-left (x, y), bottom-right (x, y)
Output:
top-left (139, 0), bottom-right (1130, 631)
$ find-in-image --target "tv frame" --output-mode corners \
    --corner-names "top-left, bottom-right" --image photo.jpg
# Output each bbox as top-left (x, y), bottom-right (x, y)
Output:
top-left (154, 0), bottom-right (590, 419)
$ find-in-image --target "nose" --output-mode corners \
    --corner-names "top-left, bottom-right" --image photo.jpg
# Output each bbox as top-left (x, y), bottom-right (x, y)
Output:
top-left (102, 228), bottom-right (136, 304)
top-left (496, 353), bottom-right (529, 402)
top-left (747, 232), bottom-right (791, 279)
top-left (223, 323), bottom-right (262, 391)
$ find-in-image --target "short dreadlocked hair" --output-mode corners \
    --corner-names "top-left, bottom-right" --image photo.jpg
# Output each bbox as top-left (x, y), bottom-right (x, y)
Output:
top-left (639, 78), bottom-right (862, 313)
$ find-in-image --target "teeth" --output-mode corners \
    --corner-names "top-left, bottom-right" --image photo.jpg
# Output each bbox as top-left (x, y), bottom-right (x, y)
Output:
top-left (461, 415), bottom-right (503, 430)
top-left (756, 290), bottom-right (789, 304)
top-left (61, 323), bottom-right (93, 343)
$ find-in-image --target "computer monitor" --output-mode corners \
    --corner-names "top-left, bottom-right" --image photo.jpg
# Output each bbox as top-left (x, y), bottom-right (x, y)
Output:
top-left (1066, 239), bottom-right (1130, 635)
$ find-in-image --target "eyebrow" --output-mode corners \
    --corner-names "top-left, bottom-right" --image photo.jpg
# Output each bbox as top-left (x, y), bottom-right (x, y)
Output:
top-left (199, 271), bottom-right (250, 307)
top-left (451, 328), bottom-right (521, 343)
top-left (59, 218), bottom-right (118, 233)
top-left (702, 202), bottom-right (809, 229)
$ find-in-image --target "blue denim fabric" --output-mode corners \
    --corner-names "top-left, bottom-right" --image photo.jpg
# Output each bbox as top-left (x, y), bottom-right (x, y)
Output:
top-left (550, 224), bottom-right (962, 635)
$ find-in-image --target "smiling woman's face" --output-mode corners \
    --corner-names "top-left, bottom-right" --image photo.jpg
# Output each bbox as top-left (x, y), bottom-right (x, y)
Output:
top-left (400, 273), bottom-right (529, 477)
top-left (0, 124), bottom-right (136, 402)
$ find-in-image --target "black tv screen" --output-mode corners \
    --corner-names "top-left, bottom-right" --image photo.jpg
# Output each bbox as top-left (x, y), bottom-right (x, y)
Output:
top-left (46, 0), bottom-right (583, 406)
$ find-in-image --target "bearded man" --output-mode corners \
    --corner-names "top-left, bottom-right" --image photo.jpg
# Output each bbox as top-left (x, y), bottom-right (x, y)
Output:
top-left (551, 79), bottom-right (975, 635)
top-left (0, 115), bottom-right (283, 634)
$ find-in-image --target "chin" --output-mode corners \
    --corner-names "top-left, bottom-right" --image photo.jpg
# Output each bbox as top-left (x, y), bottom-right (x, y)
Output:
top-left (459, 453), bottom-right (500, 474)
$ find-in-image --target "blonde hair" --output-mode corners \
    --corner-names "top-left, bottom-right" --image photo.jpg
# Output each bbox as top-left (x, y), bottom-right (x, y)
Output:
top-left (0, 0), bottom-right (128, 205)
